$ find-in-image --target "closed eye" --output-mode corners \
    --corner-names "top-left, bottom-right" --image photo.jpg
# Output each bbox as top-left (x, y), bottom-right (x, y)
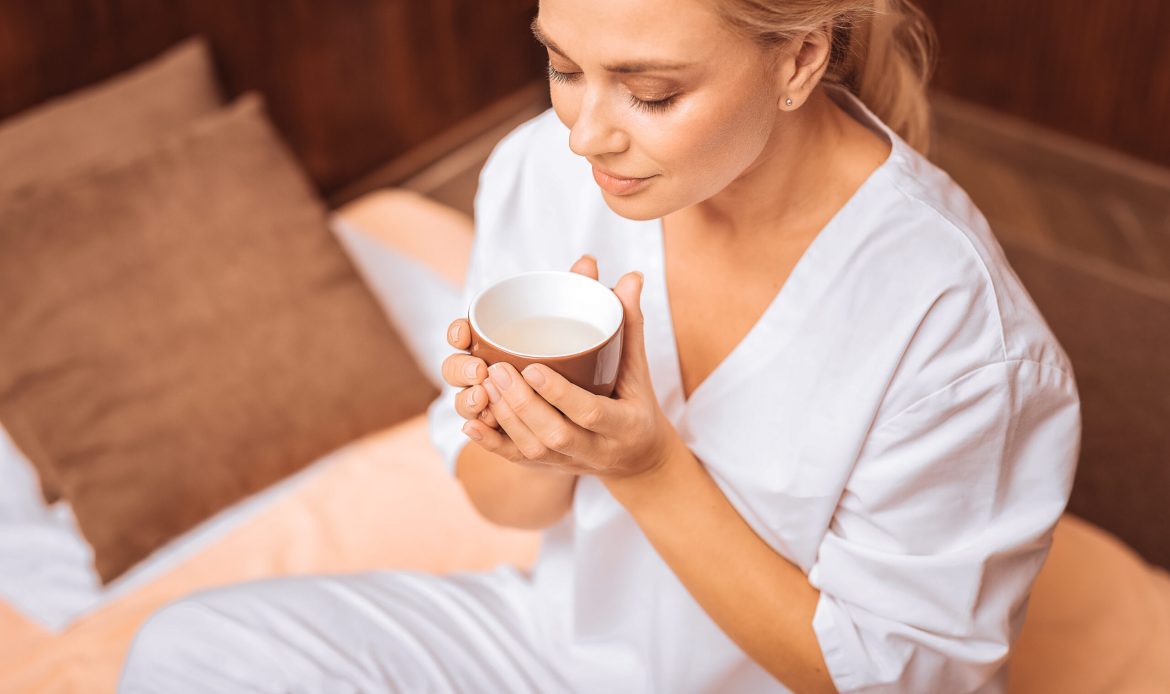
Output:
top-left (628, 93), bottom-right (676, 113)
top-left (547, 64), bottom-right (581, 84)
top-left (548, 63), bottom-right (678, 114)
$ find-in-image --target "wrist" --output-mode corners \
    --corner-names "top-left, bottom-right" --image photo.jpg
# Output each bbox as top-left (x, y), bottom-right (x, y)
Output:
top-left (604, 428), bottom-right (691, 507)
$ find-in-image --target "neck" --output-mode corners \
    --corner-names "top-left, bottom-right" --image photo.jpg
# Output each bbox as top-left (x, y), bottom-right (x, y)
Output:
top-left (668, 86), bottom-right (879, 247)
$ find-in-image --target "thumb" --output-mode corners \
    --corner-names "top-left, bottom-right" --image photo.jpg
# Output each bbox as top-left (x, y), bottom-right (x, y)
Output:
top-left (612, 270), bottom-right (649, 380)
top-left (569, 254), bottom-right (599, 280)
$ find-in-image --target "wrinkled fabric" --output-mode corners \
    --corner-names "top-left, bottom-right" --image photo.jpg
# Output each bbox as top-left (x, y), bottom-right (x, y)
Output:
top-left (120, 88), bottom-right (1079, 694)
top-left (120, 568), bottom-right (567, 694)
top-left (429, 87), bottom-right (1079, 693)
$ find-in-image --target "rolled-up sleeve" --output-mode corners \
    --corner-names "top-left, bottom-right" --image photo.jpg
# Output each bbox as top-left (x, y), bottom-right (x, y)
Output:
top-left (425, 201), bottom-right (494, 475)
top-left (425, 125), bottom-right (525, 474)
top-left (808, 359), bottom-right (1080, 692)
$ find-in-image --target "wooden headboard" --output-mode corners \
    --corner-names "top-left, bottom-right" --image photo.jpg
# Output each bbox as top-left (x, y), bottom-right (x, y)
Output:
top-left (0, 0), bottom-right (545, 199)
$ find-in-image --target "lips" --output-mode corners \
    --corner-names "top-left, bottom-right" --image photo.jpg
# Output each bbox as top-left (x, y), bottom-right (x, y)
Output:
top-left (591, 165), bottom-right (655, 196)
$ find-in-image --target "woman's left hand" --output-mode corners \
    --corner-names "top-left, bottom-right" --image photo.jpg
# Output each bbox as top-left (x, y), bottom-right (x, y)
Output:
top-left (461, 257), bottom-right (679, 479)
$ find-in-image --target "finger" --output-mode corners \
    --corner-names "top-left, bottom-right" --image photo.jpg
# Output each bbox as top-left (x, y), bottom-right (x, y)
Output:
top-left (488, 363), bottom-right (602, 458)
top-left (463, 419), bottom-right (584, 472)
top-left (461, 418), bottom-right (525, 462)
top-left (570, 254), bottom-right (599, 280)
top-left (611, 271), bottom-right (650, 395)
top-left (483, 376), bottom-right (576, 464)
top-left (455, 384), bottom-right (490, 421)
top-left (441, 353), bottom-right (486, 387)
top-left (519, 363), bottom-right (615, 435)
top-left (447, 319), bottom-right (471, 350)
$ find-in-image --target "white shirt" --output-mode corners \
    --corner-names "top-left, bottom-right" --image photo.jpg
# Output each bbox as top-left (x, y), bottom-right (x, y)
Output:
top-left (428, 87), bottom-right (1081, 693)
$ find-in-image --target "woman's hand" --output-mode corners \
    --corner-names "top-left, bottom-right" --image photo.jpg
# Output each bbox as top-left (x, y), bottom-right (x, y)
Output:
top-left (442, 317), bottom-right (497, 431)
top-left (461, 255), bottom-right (680, 479)
top-left (442, 255), bottom-right (606, 433)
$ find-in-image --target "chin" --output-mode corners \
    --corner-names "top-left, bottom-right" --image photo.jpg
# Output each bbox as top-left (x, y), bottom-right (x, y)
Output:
top-left (598, 189), bottom-right (676, 222)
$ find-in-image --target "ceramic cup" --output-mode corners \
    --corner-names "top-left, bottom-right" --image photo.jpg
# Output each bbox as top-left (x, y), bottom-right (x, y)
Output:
top-left (468, 271), bottom-right (625, 397)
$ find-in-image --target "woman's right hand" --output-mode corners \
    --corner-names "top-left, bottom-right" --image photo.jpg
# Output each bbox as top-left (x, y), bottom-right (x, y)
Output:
top-left (443, 318), bottom-right (499, 430)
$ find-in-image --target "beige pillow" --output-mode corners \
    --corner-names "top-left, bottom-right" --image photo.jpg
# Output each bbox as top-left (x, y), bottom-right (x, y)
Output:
top-left (0, 37), bottom-right (222, 194)
top-left (0, 94), bottom-right (436, 583)
top-left (1010, 515), bottom-right (1170, 692)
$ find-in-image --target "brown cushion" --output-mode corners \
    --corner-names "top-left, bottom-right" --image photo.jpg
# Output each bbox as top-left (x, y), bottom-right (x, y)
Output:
top-left (1009, 514), bottom-right (1170, 692)
top-left (0, 36), bottom-right (222, 503)
top-left (0, 37), bottom-right (221, 194)
top-left (1003, 240), bottom-right (1170, 569)
top-left (0, 94), bottom-right (437, 584)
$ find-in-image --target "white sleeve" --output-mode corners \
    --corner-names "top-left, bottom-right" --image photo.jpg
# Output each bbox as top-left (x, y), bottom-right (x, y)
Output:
top-left (425, 120), bottom-right (532, 474)
top-left (425, 183), bottom-right (496, 474)
top-left (424, 272), bottom-right (484, 475)
top-left (809, 359), bottom-right (1080, 693)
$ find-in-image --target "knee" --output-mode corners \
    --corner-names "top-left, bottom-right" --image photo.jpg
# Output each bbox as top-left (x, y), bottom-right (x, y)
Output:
top-left (119, 598), bottom-right (204, 692)
top-left (119, 593), bottom-right (270, 694)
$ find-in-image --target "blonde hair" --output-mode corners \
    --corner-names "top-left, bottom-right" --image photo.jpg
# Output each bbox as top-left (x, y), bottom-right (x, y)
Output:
top-left (716, 0), bottom-right (937, 153)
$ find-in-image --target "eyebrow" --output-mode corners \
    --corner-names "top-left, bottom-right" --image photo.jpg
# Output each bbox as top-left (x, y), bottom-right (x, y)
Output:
top-left (530, 19), bottom-right (693, 74)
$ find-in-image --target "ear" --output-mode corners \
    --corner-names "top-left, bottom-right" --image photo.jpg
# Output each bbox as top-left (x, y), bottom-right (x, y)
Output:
top-left (776, 26), bottom-right (833, 111)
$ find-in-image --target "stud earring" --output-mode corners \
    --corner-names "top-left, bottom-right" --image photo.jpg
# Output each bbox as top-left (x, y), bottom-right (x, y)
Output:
top-left (785, 97), bottom-right (794, 107)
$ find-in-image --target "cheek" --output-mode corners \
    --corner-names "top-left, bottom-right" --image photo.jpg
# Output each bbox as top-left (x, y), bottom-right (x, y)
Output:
top-left (645, 92), bottom-right (775, 198)
top-left (544, 78), bottom-right (775, 221)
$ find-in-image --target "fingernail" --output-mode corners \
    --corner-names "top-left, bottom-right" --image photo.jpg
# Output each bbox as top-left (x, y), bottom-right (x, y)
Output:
top-left (522, 365), bottom-right (545, 387)
top-left (462, 422), bottom-right (482, 441)
top-left (489, 363), bottom-right (512, 389)
top-left (467, 388), bottom-right (478, 406)
top-left (463, 360), bottom-right (481, 380)
top-left (483, 378), bottom-right (501, 403)
top-left (450, 323), bottom-right (461, 343)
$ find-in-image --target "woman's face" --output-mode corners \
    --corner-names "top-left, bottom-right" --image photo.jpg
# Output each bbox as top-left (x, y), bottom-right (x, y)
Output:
top-left (537, 0), bottom-right (783, 221)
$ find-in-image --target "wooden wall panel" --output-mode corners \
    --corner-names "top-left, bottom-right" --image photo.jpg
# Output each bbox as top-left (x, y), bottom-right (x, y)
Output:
top-left (916, 0), bottom-right (1170, 168)
top-left (0, 0), bottom-right (545, 195)
top-left (8, 2), bottom-right (1162, 183)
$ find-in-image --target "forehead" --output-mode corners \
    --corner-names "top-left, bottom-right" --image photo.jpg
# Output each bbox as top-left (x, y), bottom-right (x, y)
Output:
top-left (536, 0), bottom-right (733, 63)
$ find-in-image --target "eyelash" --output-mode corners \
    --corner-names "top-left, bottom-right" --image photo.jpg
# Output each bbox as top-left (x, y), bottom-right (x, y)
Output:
top-left (546, 63), bottom-right (677, 114)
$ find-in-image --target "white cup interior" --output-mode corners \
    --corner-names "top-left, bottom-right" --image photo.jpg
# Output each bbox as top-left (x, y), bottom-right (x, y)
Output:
top-left (469, 271), bottom-right (624, 357)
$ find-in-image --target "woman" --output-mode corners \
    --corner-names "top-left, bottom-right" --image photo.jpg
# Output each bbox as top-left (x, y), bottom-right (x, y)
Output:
top-left (121, 0), bottom-right (1080, 692)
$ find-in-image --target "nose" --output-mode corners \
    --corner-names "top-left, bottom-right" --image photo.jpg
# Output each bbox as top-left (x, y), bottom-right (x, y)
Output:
top-left (568, 89), bottom-right (628, 158)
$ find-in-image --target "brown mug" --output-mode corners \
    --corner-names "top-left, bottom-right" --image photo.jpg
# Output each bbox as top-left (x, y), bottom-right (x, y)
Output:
top-left (468, 270), bottom-right (625, 397)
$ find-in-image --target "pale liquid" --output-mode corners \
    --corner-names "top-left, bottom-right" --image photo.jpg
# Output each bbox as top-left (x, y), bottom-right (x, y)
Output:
top-left (489, 315), bottom-right (607, 356)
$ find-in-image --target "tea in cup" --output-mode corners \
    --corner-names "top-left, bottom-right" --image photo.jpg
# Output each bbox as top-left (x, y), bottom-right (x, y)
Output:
top-left (467, 271), bottom-right (624, 396)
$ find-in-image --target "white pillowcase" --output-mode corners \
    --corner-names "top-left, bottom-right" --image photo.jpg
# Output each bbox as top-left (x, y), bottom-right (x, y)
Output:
top-left (330, 215), bottom-right (464, 389)
top-left (0, 424), bottom-right (99, 630)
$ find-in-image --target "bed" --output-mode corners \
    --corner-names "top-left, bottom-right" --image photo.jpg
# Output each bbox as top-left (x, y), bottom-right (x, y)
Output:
top-left (2, 36), bottom-right (1169, 694)
top-left (0, 413), bottom-right (539, 692)
top-left (2, 185), bottom-right (1168, 692)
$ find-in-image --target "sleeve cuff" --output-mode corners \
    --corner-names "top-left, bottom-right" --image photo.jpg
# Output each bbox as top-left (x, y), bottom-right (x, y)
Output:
top-left (812, 591), bottom-right (863, 693)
